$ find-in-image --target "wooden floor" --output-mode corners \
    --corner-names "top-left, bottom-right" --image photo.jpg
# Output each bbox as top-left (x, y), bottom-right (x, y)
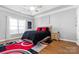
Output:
top-left (39, 40), bottom-right (79, 54)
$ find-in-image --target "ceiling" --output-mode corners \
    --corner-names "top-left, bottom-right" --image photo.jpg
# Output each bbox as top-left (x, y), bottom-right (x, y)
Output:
top-left (2, 5), bottom-right (72, 16)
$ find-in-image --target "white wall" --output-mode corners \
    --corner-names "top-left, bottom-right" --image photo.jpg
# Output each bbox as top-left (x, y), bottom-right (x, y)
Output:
top-left (0, 7), bottom-right (34, 41)
top-left (0, 15), bottom-right (6, 39)
top-left (34, 8), bottom-right (77, 41)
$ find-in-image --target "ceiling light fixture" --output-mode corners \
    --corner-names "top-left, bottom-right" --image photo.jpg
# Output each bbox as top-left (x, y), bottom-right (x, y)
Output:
top-left (30, 6), bottom-right (36, 11)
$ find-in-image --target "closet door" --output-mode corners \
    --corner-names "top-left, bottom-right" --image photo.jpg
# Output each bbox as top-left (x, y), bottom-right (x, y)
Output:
top-left (77, 8), bottom-right (79, 42)
top-left (50, 9), bottom-right (77, 41)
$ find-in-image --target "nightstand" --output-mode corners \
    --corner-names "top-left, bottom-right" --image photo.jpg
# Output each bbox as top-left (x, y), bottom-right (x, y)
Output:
top-left (51, 32), bottom-right (60, 40)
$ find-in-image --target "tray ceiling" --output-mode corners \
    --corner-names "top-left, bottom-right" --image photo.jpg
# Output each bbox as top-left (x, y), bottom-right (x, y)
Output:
top-left (2, 5), bottom-right (71, 16)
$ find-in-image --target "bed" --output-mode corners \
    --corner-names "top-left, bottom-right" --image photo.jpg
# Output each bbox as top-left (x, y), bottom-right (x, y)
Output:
top-left (21, 27), bottom-right (51, 45)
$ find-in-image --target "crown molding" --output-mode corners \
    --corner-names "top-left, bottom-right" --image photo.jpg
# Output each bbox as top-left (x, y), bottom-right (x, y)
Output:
top-left (0, 5), bottom-right (33, 17)
top-left (35, 5), bottom-right (78, 18)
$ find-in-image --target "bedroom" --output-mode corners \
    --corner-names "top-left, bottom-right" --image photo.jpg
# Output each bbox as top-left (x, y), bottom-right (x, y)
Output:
top-left (0, 5), bottom-right (79, 54)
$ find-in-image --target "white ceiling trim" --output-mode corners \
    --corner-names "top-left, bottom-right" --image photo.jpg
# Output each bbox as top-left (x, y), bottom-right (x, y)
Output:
top-left (2, 5), bottom-right (61, 16)
top-left (0, 5), bottom-right (33, 16)
top-left (34, 5), bottom-right (77, 18)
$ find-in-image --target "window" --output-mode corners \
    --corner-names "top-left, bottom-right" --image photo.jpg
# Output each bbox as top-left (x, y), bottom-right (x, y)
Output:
top-left (9, 17), bottom-right (18, 34)
top-left (18, 20), bottom-right (26, 33)
top-left (9, 17), bottom-right (26, 34)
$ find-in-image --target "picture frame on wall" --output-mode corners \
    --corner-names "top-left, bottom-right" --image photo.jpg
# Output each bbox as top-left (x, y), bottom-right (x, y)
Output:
top-left (27, 21), bottom-right (32, 29)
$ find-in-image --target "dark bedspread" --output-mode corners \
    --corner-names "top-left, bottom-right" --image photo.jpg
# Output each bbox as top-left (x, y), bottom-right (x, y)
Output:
top-left (21, 31), bottom-right (51, 45)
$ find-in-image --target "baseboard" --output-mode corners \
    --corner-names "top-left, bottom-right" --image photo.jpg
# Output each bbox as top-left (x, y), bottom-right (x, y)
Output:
top-left (60, 38), bottom-right (79, 46)
top-left (76, 42), bottom-right (79, 46)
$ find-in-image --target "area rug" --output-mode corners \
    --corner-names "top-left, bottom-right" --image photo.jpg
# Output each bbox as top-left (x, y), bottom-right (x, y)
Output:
top-left (0, 49), bottom-right (31, 54)
top-left (28, 43), bottom-right (48, 54)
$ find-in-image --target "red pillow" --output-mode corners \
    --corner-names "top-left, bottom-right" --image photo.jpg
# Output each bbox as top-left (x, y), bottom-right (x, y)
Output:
top-left (42, 27), bottom-right (46, 32)
top-left (37, 27), bottom-right (41, 31)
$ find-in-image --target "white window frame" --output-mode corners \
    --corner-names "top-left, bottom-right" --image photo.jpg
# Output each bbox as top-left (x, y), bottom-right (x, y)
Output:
top-left (8, 16), bottom-right (26, 34)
